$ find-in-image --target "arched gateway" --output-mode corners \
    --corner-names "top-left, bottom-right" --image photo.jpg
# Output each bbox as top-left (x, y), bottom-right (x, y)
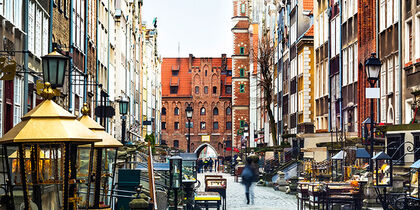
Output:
top-left (194, 143), bottom-right (219, 158)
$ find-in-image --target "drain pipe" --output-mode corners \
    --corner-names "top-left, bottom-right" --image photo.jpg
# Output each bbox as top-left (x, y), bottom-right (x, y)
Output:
top-left (398, 0), bottom-right (402, 124)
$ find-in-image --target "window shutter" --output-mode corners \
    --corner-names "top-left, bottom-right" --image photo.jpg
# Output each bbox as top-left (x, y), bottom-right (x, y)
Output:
top-left (380, 0), bottom-right (386, 31)
top-left (354, 43), bottom-right (358, 82)
top-left (349, 46), bottom-right (353, 84)
top-left (331, 19), bottom-right (335, 56)
top-left (387, 0), bottom-right (392, 27)
top-left (343, 49), bottom-right (348, 86)
top-left (35, 8), bottom-right (42, 57)
top-left (43, 15), bottom-right (48, 56)
top-left (324, 12), bottom-right (328, 43)
top-left (28, 1), bottom-right (35, 53)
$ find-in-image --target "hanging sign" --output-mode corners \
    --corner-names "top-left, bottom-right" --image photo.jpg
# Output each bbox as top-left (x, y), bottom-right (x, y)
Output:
top-left (366, 88), bottom-right (380, 99)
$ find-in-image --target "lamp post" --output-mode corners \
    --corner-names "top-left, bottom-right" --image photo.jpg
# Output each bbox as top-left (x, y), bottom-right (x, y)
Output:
top-left (365, 53), bottom-right (381, 171)
top-left (185, 104), bottom-right (193, 153)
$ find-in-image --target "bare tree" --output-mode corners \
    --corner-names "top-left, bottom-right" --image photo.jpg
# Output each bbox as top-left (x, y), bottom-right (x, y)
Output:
top-left (258, 34), bottom-right (278, 148)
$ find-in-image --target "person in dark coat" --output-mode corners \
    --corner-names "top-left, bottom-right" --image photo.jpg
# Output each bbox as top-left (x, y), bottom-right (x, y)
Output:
top-left (208, 158), bottom-right (214, 172)
top-left (241, 157), bottom-right (258, 204)
top-left (197, 159), bottom-right (203, 173)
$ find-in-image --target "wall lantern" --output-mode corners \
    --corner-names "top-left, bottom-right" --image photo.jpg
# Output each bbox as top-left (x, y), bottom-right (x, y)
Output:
top-left (41, 50), bottom-right (68, 88)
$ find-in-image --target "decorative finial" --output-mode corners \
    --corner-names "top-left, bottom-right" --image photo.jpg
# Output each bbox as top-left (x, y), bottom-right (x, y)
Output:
top-left (81, 103), bottom-right (90, 115)
top-left (40, 82), bottom-right (55, 100)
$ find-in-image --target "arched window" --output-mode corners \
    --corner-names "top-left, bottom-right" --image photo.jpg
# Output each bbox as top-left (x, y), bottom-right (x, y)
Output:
top-left (195, 86), bottom-right (199, 94)
top-left (162, 107), bottom-right (166, 115)
top-left (226, 107), bottom-right (232, 115)
top-left (174, 107), bottom-right (179, 115)
top-left (201, 107), bottom-right (206, 115)
top-left (174, 140), bottom-right (179, 148)
top-left (213, 107), bottom-right (219, 115)
top-left (213, 86), bottom-right (217, 94)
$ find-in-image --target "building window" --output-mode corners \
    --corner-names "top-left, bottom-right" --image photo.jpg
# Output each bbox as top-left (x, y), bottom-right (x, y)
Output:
top-left (201, 107), bottom-right (206, 115)
top-left (241, 3), bottom-right (245, 13)
top-left (162, 107), bottom-right (166, 115)
top-left (240, 47), bottom-right (245, 55)
top-left (213, 86), bottom-right (217, 94)
top-left (174, 107), bottom-right (179, 115)
top-left (170, 86), bottom-right (178, 94)
top-left (226, 107), bottom-right (232, 115)
top-left (213, 107), bottom-right (219, 115)
top-left (186, 122), bottom-right (193, 128)
top-left (13, 77), bottom-right (22, 126)
top-left (205, 70), bottom-right (207, 76)
top-left (200, 122), bottom-right (206, 130)
top-left (204, 86), bottom-right (208, 94)
top-left (195, 86), bottom-right (199, 94)
top-left (240, 84), bottom-right (245, 93)
top-left (213, 122), bottom-right (219, 130)
top-left (225, 85), bottom-right (232, 94)
top-left (240, 68), bottom-right (245, 77)
top-left (226, 122), bottom-right (232, 130)
top-left (174, 140), bottom-right (179, 148)
top-left (406, 20), bottom-right (413, 62)
top-left (240, 120), bottom-right (246, 128)
top-left (174, 122), bottom-right (179, 130)
top-left (162, 122), bottom-right (166, 130)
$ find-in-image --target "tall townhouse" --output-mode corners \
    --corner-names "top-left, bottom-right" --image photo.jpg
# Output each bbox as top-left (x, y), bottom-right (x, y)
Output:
top-left (377, 0), bottom-right (401, 125)
top-left (314, 0), bottom-right (329, 132)
top-left (341, 0), bottom-right (359, 137)
top-left (142, 26), bottom-right (161, 140)
top-left (231, 0), bottom-right (251, 150)
top-left (402, 0), bottom-right (420, 124)
top-left (357, 0), bottom-right (378, 136)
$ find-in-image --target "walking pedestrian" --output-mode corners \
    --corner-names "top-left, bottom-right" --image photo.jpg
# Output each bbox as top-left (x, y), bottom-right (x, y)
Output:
top-left (241, 157), bottom-right (258, 205)
top-left (209, 158), bottom-right (213, 172)
top-left (214, 158), bottom-right (218, 172)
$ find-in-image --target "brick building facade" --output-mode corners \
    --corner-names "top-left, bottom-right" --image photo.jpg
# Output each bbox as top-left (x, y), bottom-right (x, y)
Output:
top-left (161, 55), bottom-right (232, 156)
top-left (231, 0), bottom-right (250, 149)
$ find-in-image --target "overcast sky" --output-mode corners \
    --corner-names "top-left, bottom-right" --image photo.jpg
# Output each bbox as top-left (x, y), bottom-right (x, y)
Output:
top-left (142, 0), bottom-right (233, 58)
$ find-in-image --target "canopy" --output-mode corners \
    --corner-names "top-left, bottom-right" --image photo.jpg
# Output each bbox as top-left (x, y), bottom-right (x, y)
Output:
top-left (78, 114), bottom-right (123, 148)
top-left (332, 150), bottom-right (346, 160)
top-left (372, 151), bottom-right (391, 160)
top-left (356, 148), bottom-right (371, 159)
top-left (0, 100), bottom-right (100, 144)
top-left (411, 159), bottom-right (420, 169)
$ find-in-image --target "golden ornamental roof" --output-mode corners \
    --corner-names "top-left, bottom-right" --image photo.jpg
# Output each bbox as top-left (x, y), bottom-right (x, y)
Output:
top-left (0, 99), bottom-right (101, 144)
top-left (78, 105), bottom-right (123, 148)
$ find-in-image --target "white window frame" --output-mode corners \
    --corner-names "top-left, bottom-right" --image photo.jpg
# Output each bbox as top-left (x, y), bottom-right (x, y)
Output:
top-left (380, 0), bottom-right (386, 31)
top-left (416, 14), bottom-right (420, 59)
top-left (323, 11), bottom-right (328, 43)
top-left (335, 19), bottom-right (340, 56)
top-left (393, 0), bottom-right (398, 24)
top-left (354, 43), bottom-right (358, 82)
top-left (387, 58), bottom-right (393, 94)
top-left (349, 46), bottom-right (354, 84)
top-left (405, 19), bottom-right (412, 63)
top-left (343, 49), bottom-right (348, 86)
top-left (386, 0), bottom-right (393, 28)
top-left (331, 19), bottom-right (336, 56)
top-left (13, 77), bottom-right (22, 126)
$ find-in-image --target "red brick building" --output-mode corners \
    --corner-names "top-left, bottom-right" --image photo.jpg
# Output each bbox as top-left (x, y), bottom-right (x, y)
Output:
top-left (231, 0), bottom-right (251, 149)
top-left (357, 0), bottom-right (377, 136)
top-left (161, 55), bottom-right (232, 156)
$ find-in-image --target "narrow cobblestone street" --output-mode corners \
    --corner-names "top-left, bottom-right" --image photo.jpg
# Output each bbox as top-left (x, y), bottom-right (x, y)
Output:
top-left (197, 172), bottom-right (297, 210)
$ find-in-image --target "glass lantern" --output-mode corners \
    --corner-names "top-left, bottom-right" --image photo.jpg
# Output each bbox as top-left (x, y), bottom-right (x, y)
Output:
top-left (179, 153), bottom-right (197, 182)
top-left (372, 151), bottom-right (393, 187)
top-left (170, 156), bottom-right (182, 189)
top-left (332, 150), bottom-right (346, 182)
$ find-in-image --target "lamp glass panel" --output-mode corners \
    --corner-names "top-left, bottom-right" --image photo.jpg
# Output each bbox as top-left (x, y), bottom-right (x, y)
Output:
top-left (48, 58), bottom-right (58, 85)
top-left (57, 58), bottom-right (66, 87)
top-left (42, 59), bottom-right (49, 83)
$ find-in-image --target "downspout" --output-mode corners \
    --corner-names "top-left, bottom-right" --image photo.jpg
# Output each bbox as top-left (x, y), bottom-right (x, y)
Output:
top-left (48, 0), bottom-right (53, 52)
top-left (83, 0), bottom-right (88, 101)
top-left (327, 1), bottom-right (332, 132)
top-left (339, 0), bottom-right (343, 136)
top-left (106, 0), bottom-right (110, 131)
top-left (398, 0), bottom-right (402, 123)
top-left (95, 0), bottom-right (99, 121)
top-left (23, 0), bottom-right (29, 114)
top-left (69, 0), bottom-right (74, 113)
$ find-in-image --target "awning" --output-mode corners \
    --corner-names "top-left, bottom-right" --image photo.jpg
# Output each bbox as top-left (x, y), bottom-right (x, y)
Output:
top-left (411, 159), bottom-right (420, 169)
top-left (332, 150), bottom-right (346, 160)
top-left (356, 148), bottom-right (371, 159)
top-left (372, 151), bottom-right (391, 160)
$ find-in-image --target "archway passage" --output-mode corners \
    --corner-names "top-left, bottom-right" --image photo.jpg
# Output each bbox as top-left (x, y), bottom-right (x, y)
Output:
top-left (194, 143), bottom-right (219, 158)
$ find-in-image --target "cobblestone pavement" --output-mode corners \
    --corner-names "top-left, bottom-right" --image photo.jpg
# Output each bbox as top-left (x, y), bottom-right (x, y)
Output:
top-left (197, 172), bottom-right (297, 210)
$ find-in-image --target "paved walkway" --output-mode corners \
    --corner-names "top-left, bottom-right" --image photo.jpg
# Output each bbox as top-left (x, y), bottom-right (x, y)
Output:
top-left (197, 172), bottom-right (297, 210)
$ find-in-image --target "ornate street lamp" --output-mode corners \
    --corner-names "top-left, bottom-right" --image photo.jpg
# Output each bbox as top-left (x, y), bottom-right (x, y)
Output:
top-left (118, 96), bottom-right (129, 145)
top-left (185, 104), bottom-right (193, 153)
top-left (41, 50), bottom-right (68, 88)
top-left (365, 53), bottom-right (381, 171)
top-left (372, 151), bottom-right (393, 187)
